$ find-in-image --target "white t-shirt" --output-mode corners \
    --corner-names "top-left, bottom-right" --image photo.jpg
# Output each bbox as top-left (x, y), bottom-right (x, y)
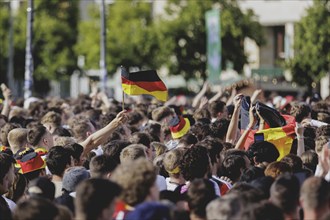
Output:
top-left (156, 175), bottom-right (167, 191)
top-left (165, 177), bottom-right (181, 191)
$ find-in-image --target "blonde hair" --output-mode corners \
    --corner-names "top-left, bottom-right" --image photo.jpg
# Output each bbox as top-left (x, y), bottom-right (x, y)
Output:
top-left (111, 158), bottom-right (157, 206)
top-left (163, 148), bottom-right (183, 177)
top-left (8, 128), bottom-right (28, 154)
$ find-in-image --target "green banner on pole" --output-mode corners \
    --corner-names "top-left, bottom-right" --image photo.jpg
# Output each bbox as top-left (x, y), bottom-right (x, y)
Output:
top-left (205, 9), bottom-right (221, 83)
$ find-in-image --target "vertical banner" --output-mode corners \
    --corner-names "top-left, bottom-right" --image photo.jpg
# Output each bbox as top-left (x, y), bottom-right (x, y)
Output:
top-left (205, 9), bottom-right (221, 83)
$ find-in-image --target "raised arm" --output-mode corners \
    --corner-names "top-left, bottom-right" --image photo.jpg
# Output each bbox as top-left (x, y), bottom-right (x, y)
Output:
top-left (295, 122), bottom-right (305, 157)
top-left (235, 106), bottom-right (257, 150)
top-left (192, 82), bottom-right (209, 108)
top-left (80, 110), bottom-right (128, 156)
top-left (226, 94), bottom-right (243, 144)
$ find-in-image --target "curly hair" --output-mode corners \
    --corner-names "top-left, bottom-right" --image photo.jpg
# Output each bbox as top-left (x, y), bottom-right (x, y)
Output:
top-left (179, 145), bottom-right (210, 181)
top-left (210, 119), bottom-right (230, 140)
top-left (110, 158), bottom-right (157, 206)
top-left (290, 103), bottom-right (311, 123)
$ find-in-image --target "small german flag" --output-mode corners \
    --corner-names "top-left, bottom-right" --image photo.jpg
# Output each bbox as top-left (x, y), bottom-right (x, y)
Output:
top-left (121, 67), bottom-right (168, 102)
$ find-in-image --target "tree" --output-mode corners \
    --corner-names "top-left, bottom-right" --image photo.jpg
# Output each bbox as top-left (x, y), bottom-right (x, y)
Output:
top-left (289, 1), bottom-right (330, 91)
top-left (76, 0), bottom-right (264, 81)
top-left (75, 1), bottom-right (170, 73)
top-left (157, 0), bottom-right (265, 80)
top-left (1, 0), bottom-right (79, 95)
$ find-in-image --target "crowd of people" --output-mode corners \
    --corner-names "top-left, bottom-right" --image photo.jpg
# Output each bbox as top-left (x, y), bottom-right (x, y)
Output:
top-left (1, 81), bottom-right (330, 220)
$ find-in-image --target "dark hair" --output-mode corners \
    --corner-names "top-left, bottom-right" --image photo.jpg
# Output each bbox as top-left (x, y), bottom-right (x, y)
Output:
top-left (239, 166), bottom-right (265, 183)
top-left (199, 137), bottom-right (223, 165)
top-left (180, 146), bottom-right (210, 181)
top-left (0, 153), bottom-right (15, 185)
top-left (280, 154), bottom-right (303, 173)
top-left (301, 150), bottom-right (318, 173)
top-left (46, 146), bottom-right (71, 177)
top-left (270, 174), bottom-right (300, 214)
top-left (208, 101), bottom-right (226, 118)
top-left (102, 140), bottom-right (131, 165)
top-left (247, 141), bottom-right (279, 163)
top-left (210, 119), bottom-right (230, 140)
top-left (130, 132), bottom-right (152, 148)
top-left (178, 133), bottom-right (198, 148)
top-left (237, 200), bottom-right (284, 220)
top-left (64, 143), bottom-right (84, 164)
top-left (89, 155), bottom-right (118, 178)
top-left (187, 179), bottom-right (217, 218)
top-left (221, 154), bottom-right (247, 182)
top-left (75, 179), bottom-right (121, 220)
top-left (290, 103), bottom-right (311, 123)
top-left (52, 127), bottom-right (72, 137)
top-left (189, 123), bottom-right (210, 141)
top-left (13, 197), bottom-right (59, 220)
top-left (27, 124), bottom-right (47, 146)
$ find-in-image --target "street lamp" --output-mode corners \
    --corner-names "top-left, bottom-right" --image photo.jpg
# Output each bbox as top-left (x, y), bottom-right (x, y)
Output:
top-left (24, 0), bottom-right (34, 99)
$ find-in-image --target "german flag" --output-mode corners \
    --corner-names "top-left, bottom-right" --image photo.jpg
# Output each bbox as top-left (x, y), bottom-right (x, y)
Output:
top-left (121, 67), bottom-right (168, 102)
top-left (244, 115), bottom-right (296, 160)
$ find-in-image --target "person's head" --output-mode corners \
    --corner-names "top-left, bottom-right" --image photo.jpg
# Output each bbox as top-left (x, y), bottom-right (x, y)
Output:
top-left (247, 141), bottom-right (279, 165)
top-left (290, 103), bottom-right (311, 122)
top-left (0, 153), bottom-right (16, 194)
top-left (0, 122), bottom-right (19, 147)
top-left (27, 124), bottom-right (53, 150)
top-left (130, 132), bottom-right (155, 160)
top-left (208, 101), bottom-right (227, 119)
top-left (150, 142), bottom-right (167, 157)
top-left (111, 158), bottom-right (158, 206)
top-left (7, 128), bottom-right (28, 154)
top-left (0, 114), bottom-right (8, 128)
top-left (41, 111), bottom-right (62, 133)
top-left (193, 108), bottom-right (211, 121)
top-left (62, 166), bottom-right (90, 193)
top-left (264, 161), bottom-right (292, 179)
top-left (210, 119), bottom-right (230, 141)
top-left (300, 177), bottom-right (330, 216)
top-left (46, 146), bottom-right (72, 177)
top-left (239, 166), bottom-right (265, 183)
top-left (151, 106), bottom-right (174, 123)
top-left (236, 200), bottom-right (284, 220)
top-left (187, 179), bottom-right (217, 219)
top-left (127, 110), bottom-right (145, 128)
top-left (315, 125), bottom-right (330, 138)
top-left (177, 132), bottom-right (198, 149)
top-left (190, 123), bottom-right (210, 141)
top-left (89, 155), bottom-right (117, 178)
top-left (180, 145), bottom-right (210, 181)
top-left (163, 148), bottom-right (183, 178)
top-left (206, 193), bottom-right (243, 220)
top-left (199, 137), bottom-right (223, 167)
top-left (70, 118), bottom-right (96, 142)
top-left (27, 176), bottom-right (55, 201)
top-left (270, 174), bottom-right (300, 216)
top-left (221, 154), bottom-right (247, 183)
top-left (102, 140), bottom-right (131, 165)
top-left (301, 150), bottom-right (318, 173)
top-left (75, 178), bottom-right (121, 220)
top-left (119, 144), bottom-right (148, 164)
top-left (13, 197), bottom-right (59, 220)
top-left (63, 143), bottom-right (84, 166)
top-left (280, 154), bottom-right (303, 173)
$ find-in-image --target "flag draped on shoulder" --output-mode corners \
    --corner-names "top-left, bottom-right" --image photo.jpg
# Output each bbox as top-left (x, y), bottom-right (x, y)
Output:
top-left (121, 67), bottom-right (168, 102)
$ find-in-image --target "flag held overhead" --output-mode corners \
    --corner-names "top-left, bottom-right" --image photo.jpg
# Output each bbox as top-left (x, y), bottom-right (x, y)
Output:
top-left (121, 66), bottom-right (168, 102)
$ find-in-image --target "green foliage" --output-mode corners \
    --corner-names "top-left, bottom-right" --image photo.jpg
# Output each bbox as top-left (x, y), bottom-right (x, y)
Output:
top-left (289, 1), bottom-right (330, 89)
top-left (158, 0), bottom-right (265, 80)
top-left (75, 1), bottom-right (170, 73)
top-left (77, 0), bottom-right (264, 80)
top-left (2, 0), bottom-right (79, 81)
